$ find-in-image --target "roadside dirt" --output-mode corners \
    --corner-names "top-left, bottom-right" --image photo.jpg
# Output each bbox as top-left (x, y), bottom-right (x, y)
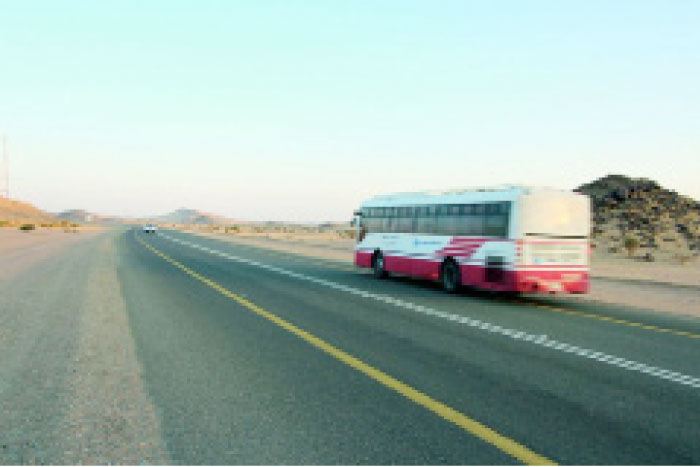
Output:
top-left (0, 229), bottom-right (169, 463)
top-left (590, 254), bottom-right (700, 288)
top-left (61, 235), bottom-right (169, 464)
top-left (0, 228), bottom-right (104, 280)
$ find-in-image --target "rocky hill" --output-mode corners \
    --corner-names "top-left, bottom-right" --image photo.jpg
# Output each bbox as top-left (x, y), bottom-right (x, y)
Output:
top-left (156, 208), bottom-right (239, 225)
top-left (56, 209), bottom-right (98, 223)
top-left (55, 209), bottom-right (123, 224)
top-left (0, 197), bottom-right (55, 223)
top-left (576, 175), bottom-right (700, 261)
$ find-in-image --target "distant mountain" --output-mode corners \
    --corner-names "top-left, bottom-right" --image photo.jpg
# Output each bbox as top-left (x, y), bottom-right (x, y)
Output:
top-left (576, 175), bottom-right (700, 260)
top-left (0, 197), bottom-right (55, 222)
top-left (56, 209), bottom-right (124, 224)
top-left (156, 208), bottom-right (240, 225)
top-left (56, 209), bottom-right (97, 223)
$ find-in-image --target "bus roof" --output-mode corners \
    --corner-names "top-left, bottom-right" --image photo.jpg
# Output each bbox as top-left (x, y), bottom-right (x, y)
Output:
top-left (360, 185), bottom-right (582, 207)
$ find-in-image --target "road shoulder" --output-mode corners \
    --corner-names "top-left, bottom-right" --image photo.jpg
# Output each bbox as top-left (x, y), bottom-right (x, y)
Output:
top-left (61, 233), bottom-right (169, 464)
top-left (0, 230), bottom-right (169, 464)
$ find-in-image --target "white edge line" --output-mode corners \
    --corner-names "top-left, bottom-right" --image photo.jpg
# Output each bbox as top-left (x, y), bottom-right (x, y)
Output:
top-left (157, 232), bottom-right (700, 390)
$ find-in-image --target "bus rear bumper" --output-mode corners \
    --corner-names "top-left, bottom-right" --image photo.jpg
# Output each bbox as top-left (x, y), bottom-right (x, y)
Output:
top-left (514, 270), bottom-right (589, 294)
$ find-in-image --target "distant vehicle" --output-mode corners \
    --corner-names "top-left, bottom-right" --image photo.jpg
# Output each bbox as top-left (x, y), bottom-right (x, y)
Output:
top-left (353, 186), bottom-right (591, 294)
top-left (142, 224), bottom-right (158, 233)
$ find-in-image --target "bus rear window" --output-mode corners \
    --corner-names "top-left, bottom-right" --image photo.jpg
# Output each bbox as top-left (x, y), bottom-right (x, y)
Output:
top-left (519, 193), bottom-right (590, 238)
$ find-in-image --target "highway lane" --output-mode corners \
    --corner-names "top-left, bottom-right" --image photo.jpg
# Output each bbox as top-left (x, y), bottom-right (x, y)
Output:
top-left (119, 232), bottom-right (521, 464)
top-left (163, 230), bottom-right (700, 342)
top-left (159, 230), bottom-right (700, 373)
top-left (118, 229), bottom-right (700, 464)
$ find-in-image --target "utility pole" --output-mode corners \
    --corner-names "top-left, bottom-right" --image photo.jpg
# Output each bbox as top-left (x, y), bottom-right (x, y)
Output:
top-left (0, 134), bottom-right (8, 199)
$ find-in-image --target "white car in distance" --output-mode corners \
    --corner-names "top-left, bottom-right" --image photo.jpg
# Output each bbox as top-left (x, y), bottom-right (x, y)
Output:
top-left (142, 224), bottom-right (158, 234)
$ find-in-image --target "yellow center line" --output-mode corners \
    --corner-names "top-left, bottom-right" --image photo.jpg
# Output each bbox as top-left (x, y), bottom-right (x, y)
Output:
top-left (527, 303), bottom-right (700, 339)
top-left (135, 234), bottom-right (555, 466)
top-left (474, 291), bottom-right (698, 340)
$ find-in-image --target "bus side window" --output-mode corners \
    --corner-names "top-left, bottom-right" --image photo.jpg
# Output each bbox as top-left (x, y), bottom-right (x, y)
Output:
top-left (449, 205), bottom-right (463, 235)
top-left (415, 206), bottom-right (432, 234)
top-left (375, 216), bottom-right (384, 232)
top-left (456, 204), bottom-right (484, 236)
top-left (394, 207), bottom-right (408, 233)
top-left (484, 202), bottom-right (510, 237)
top-left (455, 206), bottom-right (469, 235)
top-left (485, 214), bottom-right (507, 237)
top-left (371, 208), bottom-right (381, 232)
top-left (365, 217), bottom-right (375, 233)
top-left (435, 204), bottom-right (454, 235)
top-left (384, 207), bottom-right (395, 233)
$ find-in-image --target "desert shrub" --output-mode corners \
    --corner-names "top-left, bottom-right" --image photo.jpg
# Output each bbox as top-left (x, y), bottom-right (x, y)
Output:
top-left (623, 237), bottom-right (639, 256)
top-left (19, 223), bottom-right (36, 231)
top-left (675, 254), bottom-right (692, 265)
top-left (0, 220), bottom-right (9, 227)
top-left (337, 229), bottom-right (355, 239)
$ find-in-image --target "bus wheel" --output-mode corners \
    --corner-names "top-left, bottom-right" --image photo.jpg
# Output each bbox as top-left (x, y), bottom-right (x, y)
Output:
top-left (373, 252), bottom-right (388, 279)
top-left (441, 260), bottom-right (461, 293)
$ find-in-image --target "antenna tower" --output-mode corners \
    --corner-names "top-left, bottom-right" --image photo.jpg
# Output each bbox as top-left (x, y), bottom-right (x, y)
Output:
top-left (0, 134), bottom-right (8, 199)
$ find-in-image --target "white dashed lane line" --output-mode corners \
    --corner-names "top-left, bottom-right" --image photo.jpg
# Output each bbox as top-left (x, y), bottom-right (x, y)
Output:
top-left (160, 233), bottom-right (700, 390)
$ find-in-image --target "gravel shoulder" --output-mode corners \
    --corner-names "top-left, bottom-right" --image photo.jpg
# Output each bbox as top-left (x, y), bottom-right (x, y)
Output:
top-left (0, 228), bottom-right (168, 464)
top-left (590, 253), bottom-right (700, 288)
top-left (0, 228), bottom-right (104, 280)
top-left (182, 229), bottom-right (700, 318)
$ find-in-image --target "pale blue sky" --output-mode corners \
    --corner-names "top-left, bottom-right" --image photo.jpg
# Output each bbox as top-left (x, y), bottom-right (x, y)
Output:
top-left (1, 1), bottom-right (698, 221)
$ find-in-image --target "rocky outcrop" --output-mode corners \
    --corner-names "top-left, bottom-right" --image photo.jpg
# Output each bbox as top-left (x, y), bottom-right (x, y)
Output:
top-left (576, 175), bottom-right (700, 261)
top-left (156, 208), bottom-right (239, 225)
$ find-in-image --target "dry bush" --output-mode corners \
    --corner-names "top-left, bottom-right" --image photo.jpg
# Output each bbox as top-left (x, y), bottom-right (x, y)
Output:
top-left (336, 229), bottom-right (355, 239)
top-left (674, 253), bottom-right (693, 265)
top-left (624, 237), bottom-right (639, 256)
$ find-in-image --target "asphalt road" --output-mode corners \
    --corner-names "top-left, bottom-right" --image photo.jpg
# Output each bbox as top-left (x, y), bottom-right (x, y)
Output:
top-left (2, 227), bottom-right (699, 464)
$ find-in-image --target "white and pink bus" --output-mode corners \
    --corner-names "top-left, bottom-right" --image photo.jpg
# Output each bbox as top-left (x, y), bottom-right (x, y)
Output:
top-left (354, 186), bottom-right (591, 294)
